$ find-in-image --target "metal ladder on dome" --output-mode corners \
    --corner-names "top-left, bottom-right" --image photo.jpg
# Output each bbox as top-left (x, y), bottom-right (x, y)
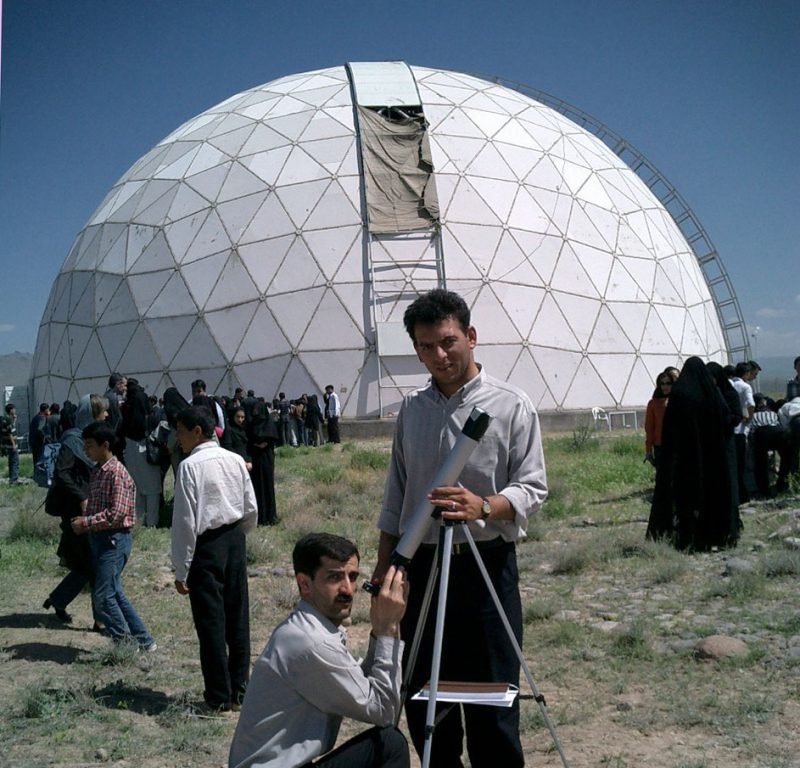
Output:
top-left (346, 61), bottom-right (446, 417)
top-left (367, 228), bottom-right (446, 417)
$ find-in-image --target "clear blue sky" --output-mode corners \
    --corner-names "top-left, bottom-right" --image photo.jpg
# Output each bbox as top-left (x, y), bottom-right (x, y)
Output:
top-left (1, 0), bottom-right (798, 366)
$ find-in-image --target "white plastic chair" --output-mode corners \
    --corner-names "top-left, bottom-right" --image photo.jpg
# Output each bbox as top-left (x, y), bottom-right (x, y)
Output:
top-left (591, 406), bottom-right (611, 431)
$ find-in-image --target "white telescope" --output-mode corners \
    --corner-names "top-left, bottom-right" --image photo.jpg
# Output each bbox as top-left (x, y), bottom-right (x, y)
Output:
top-left (392, 406), bottom-right (492, 564)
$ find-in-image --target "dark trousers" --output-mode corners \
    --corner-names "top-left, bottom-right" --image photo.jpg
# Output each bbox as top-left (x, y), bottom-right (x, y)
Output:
top-left (7, 447), bottom-right (19, 482)
top-left (402, 539), bottom-right (523, 768)
top-left (734, 433), bottom-right (749, 503)
top-left (326, 416), bottom-right (340, 444)
top-left (752, 426), bottom-right (789, 493)
top-left (303, 726), bottom-right (408, 768)
top-left (778, 419), bottom-right (800, 489)
top-left (187, 521), bottom-right (250, 708)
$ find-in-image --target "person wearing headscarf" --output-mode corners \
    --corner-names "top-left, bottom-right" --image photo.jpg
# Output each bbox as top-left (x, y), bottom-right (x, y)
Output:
top-left (647, 357), bottom-right (739, 550)
top-left (162, 386), bottom-right (191, 476)
top-left (121, 378), bottom-right (163, 526)
top-left (43, 395), bottom-right (108, 626)
top-left (707, 361), bottom-right (743, 515)
top-left (222, 407), bottom-right (251, 468)
top-left (304, 394), bottom-right (324, 447)
top-left (644, 372), bottom-right (672, 467)
top-left (248, 400), bottom-right (279, 525)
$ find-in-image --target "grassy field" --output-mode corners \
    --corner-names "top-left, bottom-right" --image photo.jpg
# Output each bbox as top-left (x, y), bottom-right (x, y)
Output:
top-left (1, 431), bottom-right (799, 768)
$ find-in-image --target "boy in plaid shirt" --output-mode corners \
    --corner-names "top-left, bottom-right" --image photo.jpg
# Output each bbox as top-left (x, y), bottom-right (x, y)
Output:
top-left (71, 421), bottom-right (155, 650)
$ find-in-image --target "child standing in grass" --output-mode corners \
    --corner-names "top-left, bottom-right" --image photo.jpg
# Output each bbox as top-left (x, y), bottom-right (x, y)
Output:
top-left (71, 421), bottom-right (155, 651)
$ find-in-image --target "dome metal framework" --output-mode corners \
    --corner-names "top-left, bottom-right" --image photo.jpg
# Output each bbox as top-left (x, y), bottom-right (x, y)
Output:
top-left (31, 63), bottom-right (743, 416)
top-left (488, 74), bottom-right (749, 362)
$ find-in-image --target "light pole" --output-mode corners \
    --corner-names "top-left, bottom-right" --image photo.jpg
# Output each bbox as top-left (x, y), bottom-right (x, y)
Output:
top-left (750, 326), bottom-right (760, 390)
top-left (750, 326), bottom-right (760, 360)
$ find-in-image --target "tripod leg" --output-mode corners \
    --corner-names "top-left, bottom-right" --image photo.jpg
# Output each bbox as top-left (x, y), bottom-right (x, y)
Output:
top-left (421, 523), bottom-right (455, 768)
top-left (462, 527), bottom-right (571, 768)
top-left (398, 539), bottom-right (440, 721)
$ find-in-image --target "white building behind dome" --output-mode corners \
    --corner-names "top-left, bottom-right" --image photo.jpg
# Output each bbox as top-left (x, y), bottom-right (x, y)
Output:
top-left (32, 64), bottom-right (732, 416)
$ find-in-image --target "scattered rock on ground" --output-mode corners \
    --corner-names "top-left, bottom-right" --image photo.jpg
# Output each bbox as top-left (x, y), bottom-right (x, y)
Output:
top-left (694, 634), bottom-right (748, 661)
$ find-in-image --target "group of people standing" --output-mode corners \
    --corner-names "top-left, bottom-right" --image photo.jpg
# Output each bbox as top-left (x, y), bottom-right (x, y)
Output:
top-left (645, 356), bottom-right (800, 551)
top-left (274, 386), bottom-right (341, 448)
top-left (35, 375), bottom-right (330, 649)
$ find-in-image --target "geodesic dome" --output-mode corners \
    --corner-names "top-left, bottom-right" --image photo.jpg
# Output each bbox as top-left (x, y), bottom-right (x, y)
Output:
top-left (32, 63), bottom-right (730, 416)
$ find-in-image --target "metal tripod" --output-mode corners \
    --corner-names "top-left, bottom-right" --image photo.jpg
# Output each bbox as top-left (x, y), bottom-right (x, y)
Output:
top-left (401, 519), bottom-right (570, 768)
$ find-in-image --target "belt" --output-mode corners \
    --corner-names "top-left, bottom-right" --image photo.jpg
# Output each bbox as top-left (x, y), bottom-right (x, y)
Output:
top-left (421, 537), bottom-right (510, 556)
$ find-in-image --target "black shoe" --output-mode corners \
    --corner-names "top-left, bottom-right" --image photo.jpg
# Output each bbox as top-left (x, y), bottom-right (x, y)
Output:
top-left (43, 598), bottom-right (72, 623)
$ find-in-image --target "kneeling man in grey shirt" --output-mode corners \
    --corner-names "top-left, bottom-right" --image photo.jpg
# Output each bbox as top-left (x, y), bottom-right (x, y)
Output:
top-left (229, 532), bottom-right (409, 768)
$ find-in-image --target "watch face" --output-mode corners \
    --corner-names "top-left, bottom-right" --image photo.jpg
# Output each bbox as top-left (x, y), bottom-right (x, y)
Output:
top-left (481, 499), bottom-right (491, 518)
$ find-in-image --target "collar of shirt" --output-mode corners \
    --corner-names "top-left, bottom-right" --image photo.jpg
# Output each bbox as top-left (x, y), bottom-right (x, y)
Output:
top-left (189, 439), bottom-right (217, 456)
top-left (297, 599), bottom-right (348, 645)
top-left (429, 364), bottom-right (485, 405)
top-left (95, 456), bottom-right (118, 473)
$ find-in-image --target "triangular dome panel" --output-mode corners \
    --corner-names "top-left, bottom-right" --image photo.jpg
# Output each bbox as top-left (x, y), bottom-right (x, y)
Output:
top-left (267, 287), bottom-right (324, 348)
top-left (529, 292), bottom-right (582, 352)
top-left (170, 319), bottom-right (227, 370)
top-left (148, 271), bottom-right (199, 318)
top-left (204, 253), bottom-right (258, 313)
top-left (143, 314), bottom-right (197, 368)
top-left (234, 301), bottom-right (292, 363)
top-left (238, 236), bottom-right (294, 293)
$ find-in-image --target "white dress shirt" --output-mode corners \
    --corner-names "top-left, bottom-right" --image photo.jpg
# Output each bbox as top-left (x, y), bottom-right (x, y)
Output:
top-left (171, 440), bottom-right (257, 582)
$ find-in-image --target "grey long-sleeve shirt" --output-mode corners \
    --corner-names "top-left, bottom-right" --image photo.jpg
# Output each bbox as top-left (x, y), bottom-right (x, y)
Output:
top-left (228, 600), bottom-right (404, 768)
top-left (379, 367), bottom-right (548, 546)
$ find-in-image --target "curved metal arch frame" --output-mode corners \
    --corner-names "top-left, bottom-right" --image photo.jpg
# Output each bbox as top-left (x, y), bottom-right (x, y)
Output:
top-left (476, 73), bottom-right (749, 362)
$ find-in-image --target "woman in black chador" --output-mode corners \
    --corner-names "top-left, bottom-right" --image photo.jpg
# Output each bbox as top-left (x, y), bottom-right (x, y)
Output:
top-left (248, 400), bottom-right (279, 525)
top-left (222, 406), bottom-right (251, 465)
top-left (647, 356), bottom-right (739, 550)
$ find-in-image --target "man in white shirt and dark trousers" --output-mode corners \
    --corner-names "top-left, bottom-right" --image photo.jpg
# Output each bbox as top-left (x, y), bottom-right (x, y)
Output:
top-left (228, 532), bottom-right (409, 768)
top-left (172, 405), bottom-right (258, 714)
top-left (729, 362), bottom-right (756, 503)
top-left (323, 385), bottom-right (341, 444)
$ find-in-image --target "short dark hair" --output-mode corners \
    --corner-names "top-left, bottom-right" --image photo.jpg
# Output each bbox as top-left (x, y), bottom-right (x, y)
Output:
top-left (82, 420), bottom-right (116, 447)
top-left (191, 379), bottom-right (207, 391)
top-left (403, 289), bottom-right (471, 343)
top-left (735, 361), bottom-right (753, 378)
top-left (39, 403), bottom-right (49, 413)
top-left (108, 372), bottom-right (124, 389)
top-left (293, 533), bottom-right (359, 578)
top-left (176, 405), bottom-right (215, 438)
top-left (4, 403), bottom-right (15, 415)
top-left (794, 356), bottom-right (800, 368)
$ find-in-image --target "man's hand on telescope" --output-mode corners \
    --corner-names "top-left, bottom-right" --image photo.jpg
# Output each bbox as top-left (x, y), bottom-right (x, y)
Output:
top-left (369, 564), bottom-right (408, 638)
top-left (429, 485), bottom-right (483, 521)
top-left (429, 486), bottom-right (514, 523)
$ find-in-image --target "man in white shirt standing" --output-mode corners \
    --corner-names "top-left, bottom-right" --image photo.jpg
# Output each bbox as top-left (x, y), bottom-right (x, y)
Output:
top-left (729, 361), bottom-right (756, 503)
top-left (229, 532), bottom-right (409, 768)
top-left (172, 405), bottom-right (258, 713)
top-left (324, 385), bottom-right (341, 444)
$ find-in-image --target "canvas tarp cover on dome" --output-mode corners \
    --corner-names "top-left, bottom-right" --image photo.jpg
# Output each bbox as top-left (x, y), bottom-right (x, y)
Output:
top-left (356, 106), bottom-right (439, 233)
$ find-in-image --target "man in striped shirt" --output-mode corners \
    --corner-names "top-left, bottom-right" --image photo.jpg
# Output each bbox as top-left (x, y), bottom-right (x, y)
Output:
top-left (71, 420), bottom-right (155, 651)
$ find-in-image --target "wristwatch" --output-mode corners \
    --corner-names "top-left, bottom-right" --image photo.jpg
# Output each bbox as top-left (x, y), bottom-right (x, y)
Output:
top-left (480, 497), bottom-right (491, 521)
